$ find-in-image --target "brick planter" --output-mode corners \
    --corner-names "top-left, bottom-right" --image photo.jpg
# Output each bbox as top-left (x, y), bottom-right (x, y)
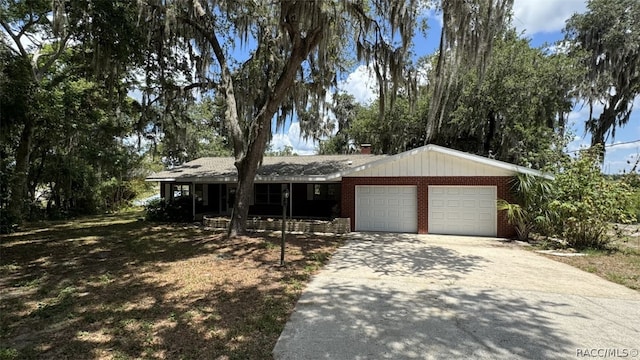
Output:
top-left (203, 216), bottom-right (351, 234)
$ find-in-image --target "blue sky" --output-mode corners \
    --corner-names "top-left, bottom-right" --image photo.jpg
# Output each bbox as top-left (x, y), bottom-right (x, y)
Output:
top-left (270, 0), bottom-right (640, 174)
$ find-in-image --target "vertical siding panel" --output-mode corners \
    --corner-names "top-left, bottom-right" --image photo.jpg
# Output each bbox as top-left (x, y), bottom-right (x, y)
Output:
top-left (440, 153), bottom-right (448, 176)
top-left (422, 152), bottom-right (429, 176)
top-left (460, 159), bottom-right (467, 176)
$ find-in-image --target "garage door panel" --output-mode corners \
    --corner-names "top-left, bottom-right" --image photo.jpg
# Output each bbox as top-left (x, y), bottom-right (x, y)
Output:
top-left (463, 200), bottom-right (475, 207)
top-left (479, 213), bottom-right (492, 221)
top-left (356, 186), bottom-right (417, 233)
top-left (479, 201), bottom-right (495, 209)
top-left (429, 186), bottom-right (497, 237)
top-left (462, 212), bottom-right (475, 221)
top-left (401, 188), bottom-right (415, 195)
top-left (388, 199), bottom-right (400, 206)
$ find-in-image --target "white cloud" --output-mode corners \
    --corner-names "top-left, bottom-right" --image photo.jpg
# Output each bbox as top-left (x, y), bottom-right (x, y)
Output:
top-left (512, 0), bottom-right (586, 35)
top-left (269, 122), bottom-right (317, 155)
top-left (566, 135), bottom-right (589, 153)
top-left (339, 65), bottom-right (378, 105)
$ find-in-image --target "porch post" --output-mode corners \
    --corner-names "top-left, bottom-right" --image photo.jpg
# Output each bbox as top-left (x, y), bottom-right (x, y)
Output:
top-left (192, 182), bottom-right (196, 221)
top-left (289, 182), bottom-right (293, 217)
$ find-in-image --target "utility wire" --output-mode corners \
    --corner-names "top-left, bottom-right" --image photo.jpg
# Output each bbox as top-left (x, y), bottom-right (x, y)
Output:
top-left (567, 139), bottom-right (640, 153)
top-left (605, 139), bottom-right (640, 148)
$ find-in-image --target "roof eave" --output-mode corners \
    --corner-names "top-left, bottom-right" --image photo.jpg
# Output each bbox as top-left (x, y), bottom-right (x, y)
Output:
top-left (145, 175), bottom-right (344, 183)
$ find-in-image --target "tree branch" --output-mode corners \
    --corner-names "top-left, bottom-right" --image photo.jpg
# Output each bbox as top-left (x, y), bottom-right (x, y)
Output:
top-left (0, 20), bottom-right (30, 59)
top-left (35, 32), bottom-right (71, 82)
top-left (179, 14), bottom-right (245, 158)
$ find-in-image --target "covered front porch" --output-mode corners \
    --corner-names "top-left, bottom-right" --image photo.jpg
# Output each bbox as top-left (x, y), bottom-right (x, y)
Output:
top-left (160, 181), bottom-right (341, 221)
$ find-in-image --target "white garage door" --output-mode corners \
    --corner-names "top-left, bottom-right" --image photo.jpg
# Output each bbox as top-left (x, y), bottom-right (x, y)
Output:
top-left (428, 186), bottom-right (497, 237)
top-left (356, 186), bottom-right (417, 233)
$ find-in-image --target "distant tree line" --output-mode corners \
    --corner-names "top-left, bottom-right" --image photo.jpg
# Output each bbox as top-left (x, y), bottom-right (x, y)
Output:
top-left (1, 0), bottom-right (639, 236)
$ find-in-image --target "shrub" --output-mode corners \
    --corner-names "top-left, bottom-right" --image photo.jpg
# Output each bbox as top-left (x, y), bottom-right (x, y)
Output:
top-left (497, 173), bottom-right (553, 241)
top-left (98, 178), bottom-right (138, 211)
top-left (0, 209), bottom-right (19, 234)
top-left (145, 196), bottom-right (194, 222)
top-left (547, 146), bottom-right (635, 249)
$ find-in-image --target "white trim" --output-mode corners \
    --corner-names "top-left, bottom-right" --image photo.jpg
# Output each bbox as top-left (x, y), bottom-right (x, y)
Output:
top-left (147, 177), bottom-right (176, 182)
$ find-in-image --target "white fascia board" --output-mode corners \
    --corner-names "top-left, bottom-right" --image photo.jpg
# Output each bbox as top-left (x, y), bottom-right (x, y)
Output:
top-left (145, 177), bottom-right (175, 182)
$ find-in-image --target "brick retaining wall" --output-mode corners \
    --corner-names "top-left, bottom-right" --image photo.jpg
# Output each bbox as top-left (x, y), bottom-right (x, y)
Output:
top-left (203, 216), bottom-right (351, 234)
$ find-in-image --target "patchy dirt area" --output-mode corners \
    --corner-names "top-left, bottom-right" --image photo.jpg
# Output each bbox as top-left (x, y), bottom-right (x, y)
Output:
top-left (532, 223), bottom-right (640, 291)
top-left (0, 211), bottom-right (343, 359)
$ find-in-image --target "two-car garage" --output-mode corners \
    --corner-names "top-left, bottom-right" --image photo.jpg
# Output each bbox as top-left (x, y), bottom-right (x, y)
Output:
top-left (354, 185), bottom-right (497, 237)
top-left (342, 144), bottom-right (543, 239)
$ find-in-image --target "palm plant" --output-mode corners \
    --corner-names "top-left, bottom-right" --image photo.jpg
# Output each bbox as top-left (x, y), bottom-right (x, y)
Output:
top-left (497, 173), bottom-right (553, 241)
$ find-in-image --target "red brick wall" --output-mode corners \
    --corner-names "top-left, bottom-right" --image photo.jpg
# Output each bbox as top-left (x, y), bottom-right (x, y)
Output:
top-left (341, 176), bottom-right (516, 238)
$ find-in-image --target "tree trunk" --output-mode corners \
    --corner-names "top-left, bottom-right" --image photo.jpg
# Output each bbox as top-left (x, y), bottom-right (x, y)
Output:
top-left (7, 118), bottom-right (34, 223)
top-left (227, 159), bottom-right (258, 237)
top-left (590, 96), bottom-right (618, 159)
top-left (227, 112), bottom-right (273, 237)
top-left (484, 110), bottom-right (496, 154)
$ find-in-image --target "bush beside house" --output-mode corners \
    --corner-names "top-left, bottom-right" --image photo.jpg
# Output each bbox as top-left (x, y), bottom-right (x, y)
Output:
top-left (145, 196), bottom-right (194, 222)
top-left (501, 146), bottom-right (636, 249)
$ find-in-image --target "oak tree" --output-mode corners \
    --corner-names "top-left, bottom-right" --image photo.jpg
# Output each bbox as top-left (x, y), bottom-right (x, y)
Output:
top-left (565, 0), bottom-right (640, 153)
top-left (138, 0), bottom-right (420, 236)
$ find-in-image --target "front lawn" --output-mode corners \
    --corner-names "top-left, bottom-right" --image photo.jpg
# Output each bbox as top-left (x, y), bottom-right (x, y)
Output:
top-left (540, 226), bottom-right (640, 291)
top-left (0, 210), bottom-right (343, 359)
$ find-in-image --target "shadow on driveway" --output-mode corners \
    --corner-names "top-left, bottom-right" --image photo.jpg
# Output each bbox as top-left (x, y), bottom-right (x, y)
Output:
top-left (273, 233), bottom-right (633, 359)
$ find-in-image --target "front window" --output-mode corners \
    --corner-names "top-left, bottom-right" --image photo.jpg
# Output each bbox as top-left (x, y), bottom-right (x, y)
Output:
top-left (313, 184), bottom-right (340, 201)
top-left (172, 184), bottom-right (190, 198)
top-left (255, 184), bottom-right (284, 205)
top-left (194, 184), bottom-right (203, 202)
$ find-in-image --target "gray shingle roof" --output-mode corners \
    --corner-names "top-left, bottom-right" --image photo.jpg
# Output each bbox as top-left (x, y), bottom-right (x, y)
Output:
top-left (146, 154), bottom-right (386, 182)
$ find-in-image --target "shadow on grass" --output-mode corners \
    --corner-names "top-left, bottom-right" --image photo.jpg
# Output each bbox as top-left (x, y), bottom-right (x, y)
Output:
top-left (0, 212), bottom-right (342, 359)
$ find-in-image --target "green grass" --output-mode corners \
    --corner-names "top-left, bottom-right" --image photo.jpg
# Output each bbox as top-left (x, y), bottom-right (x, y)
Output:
top-left (0, 347), bottom-right (19, 360)
top-left (547, 241), bottom-right (640, 291)
top-left (0, 211), bottom-right (342, 359)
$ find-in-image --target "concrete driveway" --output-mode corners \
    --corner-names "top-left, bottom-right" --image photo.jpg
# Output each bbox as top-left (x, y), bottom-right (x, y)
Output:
top-left (273, 233), bottom-right (640, 359)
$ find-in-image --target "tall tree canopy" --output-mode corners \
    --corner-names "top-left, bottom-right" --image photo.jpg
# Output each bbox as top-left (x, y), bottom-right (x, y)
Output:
top-left (138, 0), bottom-right (421, 236)
top-left (442, 32), bottom-right (579, 167)
top-left (565, 0), bottom-right (640, 153)
top-left (425, 0), bottom-right (514, 142)
top-left (0, 0), bottom-right (147, 224)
